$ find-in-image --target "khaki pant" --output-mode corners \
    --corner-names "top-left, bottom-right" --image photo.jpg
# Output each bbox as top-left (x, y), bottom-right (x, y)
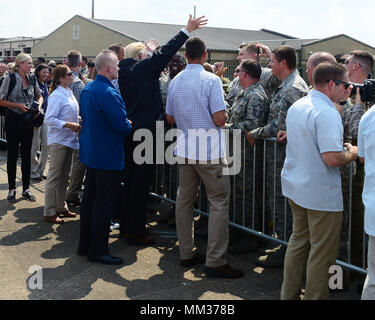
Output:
top-left (281, 199), bottom-right (342, 300)
top-left (362, 236), bottom-right (375, 300)
top-left (175, 158), bottom-right (230, 268)
top-left (65, 148), bottom-right (86, 202)
top-left (44, 144), bottom-right (73, 217)
top-left (31, 122), bottom-right (48, 178)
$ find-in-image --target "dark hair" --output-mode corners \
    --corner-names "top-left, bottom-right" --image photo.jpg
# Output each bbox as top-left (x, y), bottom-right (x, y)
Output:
top-left (87, 61), bottom-right (95, 68)
top-left (185, 37), bottom-right (206, 61)
top-left (108, 43), bottom-right (124, 56)
top-left (241, 59), bottom-right (262, 79)
top-left (350, 50), bottom-right (374, 75)
top-left (313, 61), bottom-right (347, 85)
top-left (272, 45), bottom-right (296, 70)
top-left (82, 56), bottom-right (88, 64)
top-left (35, 63), bottom-right (48, 80)
top-left (37, 57), bottom-right (46, 64)
top-left (49, 65), bottom-right (70, 93)
top-left (67, 50), bottom-right (82, 68)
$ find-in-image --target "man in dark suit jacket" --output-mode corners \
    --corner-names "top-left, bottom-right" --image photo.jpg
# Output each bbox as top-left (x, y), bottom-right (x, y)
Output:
top-left (78, 50), bottom-right (132, 265)
top-left (118, 15), bottom-right (207, 245)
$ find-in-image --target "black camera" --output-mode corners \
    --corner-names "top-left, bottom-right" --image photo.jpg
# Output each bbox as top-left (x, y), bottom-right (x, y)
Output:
top-left (23, 101), bottom-right (40, 123)
top-left (351, 79), bottom-right (375, 102)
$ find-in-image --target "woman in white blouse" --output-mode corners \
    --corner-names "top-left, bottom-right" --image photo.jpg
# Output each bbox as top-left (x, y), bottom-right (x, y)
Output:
top-left (43, 65), bottom-right (81, 224)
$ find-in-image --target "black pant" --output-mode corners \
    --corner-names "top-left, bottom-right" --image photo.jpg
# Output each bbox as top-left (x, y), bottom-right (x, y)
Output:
top-left (120, 131), bottom-right (155, 236)
top-left (78, 167), bottom-right (123, 257)
top-left (5, 112), bottom-right (34, 191)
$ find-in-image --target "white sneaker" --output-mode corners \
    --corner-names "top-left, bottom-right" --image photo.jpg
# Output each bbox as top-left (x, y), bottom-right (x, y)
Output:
top-left (110, 221), bottom-right (120, 232)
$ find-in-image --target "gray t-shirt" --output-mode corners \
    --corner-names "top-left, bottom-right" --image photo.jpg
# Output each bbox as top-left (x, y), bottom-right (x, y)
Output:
top-left (0, 72), bottom-right (41, 115)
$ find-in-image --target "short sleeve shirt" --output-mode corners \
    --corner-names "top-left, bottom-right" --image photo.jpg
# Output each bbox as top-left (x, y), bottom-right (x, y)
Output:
top-left (166, 64), bottom-right (227, 161)
top-left (0, 72), bottom-right (41, 115)
top-left (281, 89), bottom-right (344, 212)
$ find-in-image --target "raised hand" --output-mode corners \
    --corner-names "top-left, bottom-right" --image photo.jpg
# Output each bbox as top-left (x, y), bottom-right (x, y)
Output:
top-left (185, 14), bottom-right (208, 33)
top-left (145, 39), bottom-right (160, 53)
top-left (214, 62), bottom-right (228, 78)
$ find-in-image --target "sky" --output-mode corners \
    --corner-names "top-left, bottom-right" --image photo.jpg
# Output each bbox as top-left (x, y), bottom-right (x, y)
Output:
top-left (1, 0), bottom-right (375, 48)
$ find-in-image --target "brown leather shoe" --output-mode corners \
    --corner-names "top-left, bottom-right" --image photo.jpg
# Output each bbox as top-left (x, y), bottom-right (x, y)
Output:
top-left (57, 210), bottom-right (77, 218)
top-left (124, 233), bottom-right (155, 245)
top-left (204, 264), bottom-right (245, 279)
top-left (43, 215), bottom-right (64, 224)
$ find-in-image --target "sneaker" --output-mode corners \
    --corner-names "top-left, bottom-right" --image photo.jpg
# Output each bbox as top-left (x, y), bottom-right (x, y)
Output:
top-left (7, 189), bottom-right (16, 203)
top-left (110, 221), bottom-right (120, 232)
top-left (22, 189), bottom-right (36, 202)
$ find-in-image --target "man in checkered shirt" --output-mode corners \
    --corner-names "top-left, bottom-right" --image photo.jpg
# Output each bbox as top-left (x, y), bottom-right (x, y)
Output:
top-left (166, 37), bottom-right (244, 279)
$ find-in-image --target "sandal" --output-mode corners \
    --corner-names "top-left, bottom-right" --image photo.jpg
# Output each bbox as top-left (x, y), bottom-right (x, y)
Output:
top-left (43, 215), bottom-right (64, 224)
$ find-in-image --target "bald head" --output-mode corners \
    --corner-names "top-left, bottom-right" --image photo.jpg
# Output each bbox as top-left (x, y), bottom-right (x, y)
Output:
top-left (307, 52), bottom-right (336, 86)
top-left (95, 50), bottom-right (119, 81)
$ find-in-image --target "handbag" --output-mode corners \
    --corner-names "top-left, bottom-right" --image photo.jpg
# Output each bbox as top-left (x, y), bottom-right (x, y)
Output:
top-left (32, 110), bottom-right (45, 128)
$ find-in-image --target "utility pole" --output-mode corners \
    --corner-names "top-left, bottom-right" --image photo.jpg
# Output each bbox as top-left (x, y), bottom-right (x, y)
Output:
top-left (92, 0), bottom-right (95, 19)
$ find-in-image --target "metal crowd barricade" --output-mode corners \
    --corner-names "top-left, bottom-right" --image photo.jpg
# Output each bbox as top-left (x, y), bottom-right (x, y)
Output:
top-left (150, 134), bottom-right (368, 276)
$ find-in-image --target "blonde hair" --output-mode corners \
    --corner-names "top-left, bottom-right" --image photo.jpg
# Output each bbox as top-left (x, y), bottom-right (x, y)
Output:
top-left (124, 42), bottom-right (146, 60)
top-left (14, 53), bottom-right (32, 72)
top-left (7, 62), bottom-right (15, 73)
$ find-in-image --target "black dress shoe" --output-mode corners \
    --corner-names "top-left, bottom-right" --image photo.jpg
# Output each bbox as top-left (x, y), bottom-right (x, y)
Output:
top-left (204, 264), bottom-right (245, 279)
top-left (87, 254), bottom-right (123, 265)
top-left (180, 253), bottom-right (206, 268)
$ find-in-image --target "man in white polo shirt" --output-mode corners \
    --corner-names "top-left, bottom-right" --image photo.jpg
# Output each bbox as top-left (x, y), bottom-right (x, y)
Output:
top-left (280, 62), bottom-right (358, 300)
top-left (358, 103), bottom-right (375, 300)
top-left (166, 37), bottom-right (244, 279)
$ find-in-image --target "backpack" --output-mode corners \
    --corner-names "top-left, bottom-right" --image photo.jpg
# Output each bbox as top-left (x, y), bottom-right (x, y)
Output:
top-left (0, 73), bottom-right (36, 116)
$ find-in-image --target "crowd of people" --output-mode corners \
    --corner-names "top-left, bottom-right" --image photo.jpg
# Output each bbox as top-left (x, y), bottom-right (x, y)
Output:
top-left (0, 13), bottom-right (374, 300)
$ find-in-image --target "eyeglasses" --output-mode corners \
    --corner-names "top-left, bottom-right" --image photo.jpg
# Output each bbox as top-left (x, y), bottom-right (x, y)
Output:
top-left (326, 79), bottom-right (351, 89)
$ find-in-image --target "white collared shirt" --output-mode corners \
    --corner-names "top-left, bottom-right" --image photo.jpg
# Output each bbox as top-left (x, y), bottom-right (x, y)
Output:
top-left (281, 89), bottom-right (344, 212)
top-left (358, 104), bottom-right (375, 236)
top-left (45, 85), bottom-right (79, 149)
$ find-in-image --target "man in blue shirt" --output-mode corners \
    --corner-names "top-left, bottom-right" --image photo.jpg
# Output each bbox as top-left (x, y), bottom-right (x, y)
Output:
top-left (78, 50), bottom-right (132, 265)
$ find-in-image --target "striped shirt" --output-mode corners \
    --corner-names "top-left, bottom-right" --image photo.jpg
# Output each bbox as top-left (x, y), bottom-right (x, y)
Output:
top-left (166, 64), bottom-right (227, 161)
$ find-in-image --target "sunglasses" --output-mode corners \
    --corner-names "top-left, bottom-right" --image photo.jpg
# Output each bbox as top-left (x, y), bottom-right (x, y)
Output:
top-left (326, 79), bottom-right (351, 89)
top-left (235, 69), bottom-right (246, 74)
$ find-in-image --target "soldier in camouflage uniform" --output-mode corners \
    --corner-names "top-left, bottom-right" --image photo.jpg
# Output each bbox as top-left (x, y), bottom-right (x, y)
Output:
top-left (338, 51), bottom-right (374, 269)
top-left (247, 46), bottom-right (309, 268)
top-left (226, 42), bottom-right (280, 107)
top-left (224, 59), bottom-right (270, 253)
top-left (157, 54), bottom-right (186, 225)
